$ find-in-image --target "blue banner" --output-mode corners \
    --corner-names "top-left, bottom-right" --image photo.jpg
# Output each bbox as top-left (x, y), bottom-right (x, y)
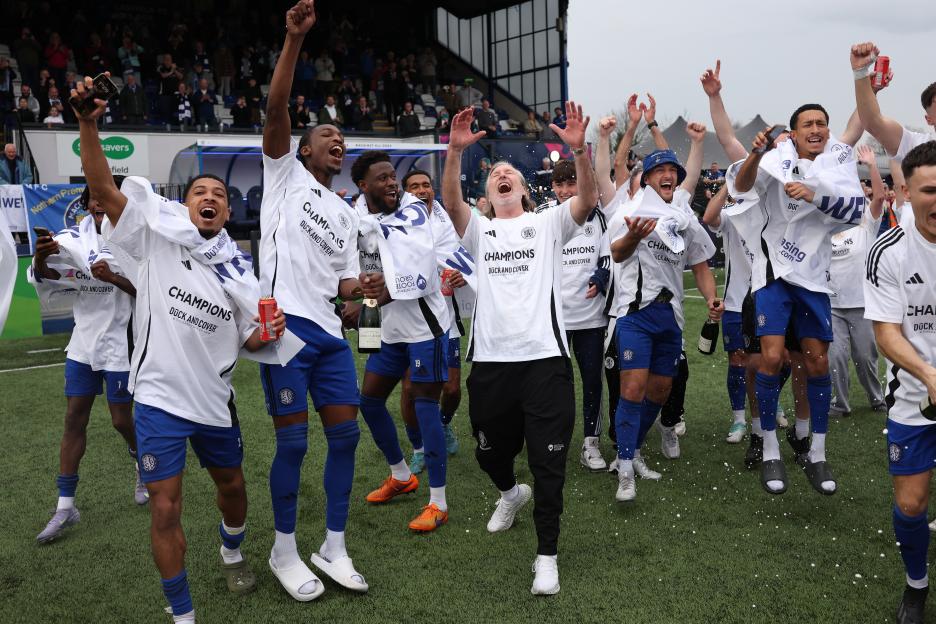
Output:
top-left (22, 184), bottom-right (87, 251)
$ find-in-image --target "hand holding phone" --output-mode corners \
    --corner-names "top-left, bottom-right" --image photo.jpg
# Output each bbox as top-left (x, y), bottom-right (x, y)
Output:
top-left (32, 226), bottom-right (51, 238)
top-left (69, 73), bottom-right (119, 117)
top-left (753, 125), bottom-right (787, 154)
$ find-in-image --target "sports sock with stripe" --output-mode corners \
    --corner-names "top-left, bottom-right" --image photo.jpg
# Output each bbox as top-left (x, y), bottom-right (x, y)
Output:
top-left (56, 473), bottom-right (79, 510)
top-left (894, 506), bottom-right (930, 589)
top-left (161, 570), bottom-right (193, 617)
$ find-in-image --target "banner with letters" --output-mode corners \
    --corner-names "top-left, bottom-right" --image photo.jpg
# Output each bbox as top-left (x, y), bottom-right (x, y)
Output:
top-left (22, 184), bottom-right (87, 251)
top-left (56, 133), bottom-right (150, 177)
top-left (0, 185), bottom-right (28, 233)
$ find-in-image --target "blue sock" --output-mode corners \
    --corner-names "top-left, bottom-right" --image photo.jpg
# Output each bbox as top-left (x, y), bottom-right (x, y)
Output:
top-left (56, 473), bottom-right (79, 498)
top-left (636, 399), bottom-right (662, 449)
top-left (727, 366), bottom-right (747, 411)
top-left (270, 422), bottom-right (307, 534)
top-left (894, 506), bottom-right (930, 583)
top-left (161, 570), bottom-right (193, 617)
top-left (219, 522), bottom-right (245, 550)
top-left (414, 397), bottom-right (447, 488)
top-left (405, 423), bottom-right (423, 450)
top-left (440, 407), bottom-right (456, 426)
top-left (755, 372), bottom-right (781, 432)
top-left (323, 420), bottom-right (359, 532)
top-left (360, 394), bottom-right (404, 466)
top-left (614, 398), bottom-right (642, 460)
top-left (807, 374), bottom-right (832, 434)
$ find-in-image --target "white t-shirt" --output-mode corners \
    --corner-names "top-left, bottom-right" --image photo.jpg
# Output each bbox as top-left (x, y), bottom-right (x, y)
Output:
top-left (356, 200), bottom-right (450, 344)
top-left (610, 188), bottom-right (715, 329)
top-left (864, 225), bottom-right (936, 426)
top-left (37, 227), bottom-right (133, 371)
top-left (829, 209), bottom-right (882, 309)
top-left (604, 189), bottom-right (643, 320)
top-left (461, 203), bottom-right (579, 362)
top-left (260, 140), bottom-right (360, 339)
top-left (536, 200), bottom-right (609, 331)
top-left (708, 210), bottom-right (754, 314)
top-left (106, 194), bottom-right (257, 427)
top-left (889, 127), bottom-right (934, 163)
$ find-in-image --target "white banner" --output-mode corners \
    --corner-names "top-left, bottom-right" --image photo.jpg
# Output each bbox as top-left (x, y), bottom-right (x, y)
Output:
top-left (0, 185), bottom-right (27, 231)
top-left (56, 133), bottom-right (150, 176)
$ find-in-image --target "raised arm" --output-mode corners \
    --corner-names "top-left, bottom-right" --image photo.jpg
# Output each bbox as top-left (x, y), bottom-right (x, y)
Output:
top-left (702, 184), bottom-right (729, 229)
top-left (72, 76), bottom-right (127, 224)
top-left (264, 1), bottom-right (316, 159)
top-left (733, 127), bottom-right (772, 194)
top-left (594, 116), bottom-right (617, 206)
top-left (890, 158), bottom-right (906, 209)
top-left (550, 101), bottom-right (595, 224)
top-left (700, 60), bottom-right (747, 162)
top-left (850, 42), bottom-right (903, 155)
top-left (680, 122), bottom-right (707, 193)
top-left (441, 108), bottom-right (486, 236)
top-left (643, 93), bottom-right (668, 150)
top-left (613, 94), bottom-right (642, 188)
top-left (856, 144), bottom-right (885, 221)
top-left (839, 108), bottom-right (865, 147)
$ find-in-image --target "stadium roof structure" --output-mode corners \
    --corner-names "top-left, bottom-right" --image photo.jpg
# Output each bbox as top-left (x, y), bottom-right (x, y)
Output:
top-left (411, 0), bottom-right (529, 19)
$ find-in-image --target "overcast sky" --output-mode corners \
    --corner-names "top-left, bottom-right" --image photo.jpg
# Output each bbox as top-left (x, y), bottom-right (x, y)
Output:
top-left (567, 0), bottom-right (934, 135)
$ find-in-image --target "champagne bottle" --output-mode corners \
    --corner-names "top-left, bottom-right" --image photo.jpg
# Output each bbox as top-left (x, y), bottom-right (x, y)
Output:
top-left (698, 300), bottom-right (722, 355)
top-left (358, 298), bottom-right (381, 353)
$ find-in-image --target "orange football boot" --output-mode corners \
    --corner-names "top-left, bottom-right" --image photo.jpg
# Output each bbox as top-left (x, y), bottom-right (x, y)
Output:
top-left (365, 474), bottom-right (419, 503)
top-left (408, 503), bottom-right (449, 532)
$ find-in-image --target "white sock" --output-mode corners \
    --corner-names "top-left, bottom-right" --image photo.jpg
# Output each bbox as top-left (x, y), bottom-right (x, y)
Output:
top-left (762, 430), bottom-right (784, 491)
top-left (732, 410), bottom-right (746, 425)
top-left (390, 460), bottom-right (411, 482)
top-left (271, 530), bottom-right (300, 567)
top-left (795, 418), bottom-right (810, 440)
top-left (173, 610), bottom-right (195, 623)
top-left (620, 459), bottom-right (634, 476)
top-left (500, 484), bottom-right (520, 502)
top-left (430, 486), bottom-right (447, 511)
top-left (908, 574), bottom-right (929, 590)
top-left (320, 529), bottom-right (347, 561)
top-left (220, 521), bottom-right (244, 564)
top-left (413, 446), bottom-right (424, 454)
top-left (57, 496), bottom-right (74, 511)
top-left (633, 449), bottom-right (642, 460)
top-left (751, 417), bottom-right (763, 436)
top-left (809, 432), bottom-right (827, 463)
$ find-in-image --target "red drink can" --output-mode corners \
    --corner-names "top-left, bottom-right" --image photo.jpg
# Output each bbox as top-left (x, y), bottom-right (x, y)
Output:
top-left (872, 56), bottom-right (890, 89)
top-left (440, 269), bottom-right (456, 296)
top-left (258, 296), bottom-right (278, 341)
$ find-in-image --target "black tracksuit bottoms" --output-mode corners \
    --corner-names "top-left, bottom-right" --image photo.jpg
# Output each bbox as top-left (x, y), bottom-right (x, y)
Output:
top-left (467, 356), bottom-right (575, 556)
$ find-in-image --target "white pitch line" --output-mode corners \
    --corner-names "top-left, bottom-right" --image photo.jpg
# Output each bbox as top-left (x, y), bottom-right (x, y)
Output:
top-left (27, 348), bottom-right (61, 354)
top-left (0, 362), bottom-right (66, 374)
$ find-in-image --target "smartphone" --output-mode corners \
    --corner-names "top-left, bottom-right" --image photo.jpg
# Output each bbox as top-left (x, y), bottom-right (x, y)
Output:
top-left (32, 226), bottom-right (51, 238)
top-left (69, 73), bottom-right (120, 116)
top-left (754, 125), bottom-right (787, 153)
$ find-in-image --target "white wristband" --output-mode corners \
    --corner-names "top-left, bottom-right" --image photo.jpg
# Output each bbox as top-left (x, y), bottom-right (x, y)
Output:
top-left (853, 56), bottom-right (876, 81)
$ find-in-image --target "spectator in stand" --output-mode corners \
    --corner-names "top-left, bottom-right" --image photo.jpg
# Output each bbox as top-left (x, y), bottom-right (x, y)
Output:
top-left (702, 161), bottom-right (725, 199)
top-left (37, 70), bottom-right (53, 102)
top-left (295, 51), bottom-right (316, 100)
top-left (44, 107), bottom-right (65, 127)
top-left (213, 43), bottom-right (235, 99)
top-left (16, 98), bottom-right (35, 123)
top-left (436, 108), bottom-right (451, 133)
top-left (238, 47), bottom-right (254, 90)
top-left (230, 95), bottom-right (251, 128)
top-left (441, 82), bottom-right (457, 113)
top-left (317, 94), bottom-right (343, 127)
top-left (383, 62), bottom-right (402, 126)
top-left (175, 81), bottom-right (193, 128)
top-left (117, 36), bottom-right (144, 85)
top-left (456, 79), bottom-right (482, 108)
top-left (337, 77), bottom-right (359, 126)
top-left (475, 196), bottom-right (492, 219)
top-left (473, 157), bottom-right (492, 197)
top-left (157, 54), bottom-right (184, 124)
top-left (397, 100), bottom-right (421, 136)
top-left (401, 70), bottom-right (417, 104)
top-left (119, 74), bottom-right (147, 125)
top-left (289, 94), bottom-right (312, 129)
top-left (21, 85), bottom-right (40, 118)
top-left (83, 33), bottom-right (111, 77)
top-left (43, 32), bottom-right (70, 86)
top-left (371, 58), bottom-right (387, 113)
top-left (314, 49), bottom-right (336, 98)
top-left (12, 27), bottom-right (42, 88)
top-left (0, 58), bottom-right (17, 115)
top-left (552, 106), bottom-right (566, 129)
top-left (541, 111), bottom-right (558, 139)
top-left (417, 47), bottom-right (438, 94)
top-left (352, 94), bottom-right (374, 131)
top-left (187, 62), bottom-right (212, 94)
top-left (245, 77), bottom-right (263, 126)
top-left (360, 47), bottom-right (375, 84)
top-left (523, 109), bottom-right (544, 138)
top-left (193, 78), bottom-right (218, 128)
top-left (191, 40), bottom-right (212, 82)
top-left (476, 98), bottom-right (499, 138)
top-left (40, 86), bottom-right (64, 122)
top-left (1, 144), bottom-right (33, 184)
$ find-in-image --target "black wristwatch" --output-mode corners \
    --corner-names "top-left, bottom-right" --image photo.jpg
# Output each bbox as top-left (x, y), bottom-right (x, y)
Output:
top-left (647, 121), bottom-right (658, 129)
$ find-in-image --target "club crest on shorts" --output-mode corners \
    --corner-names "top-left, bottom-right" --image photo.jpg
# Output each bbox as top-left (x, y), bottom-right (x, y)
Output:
top-left (140, 453), bottom-right (158, 473)
top-left (521, 226), bottom-right (536, 239)
top-left (622, 349), bottom-right (634, 361)
top-left (757, 314), bottom-right (767, 328)
top-left (889, 443), bottom-right (902, 463)
top-left (604, 356), bottom-right (615, 369)
top-left (279, 388), bottom-right (295, 406)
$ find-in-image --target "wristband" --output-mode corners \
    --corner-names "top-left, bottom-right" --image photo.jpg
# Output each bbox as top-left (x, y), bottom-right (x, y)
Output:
top-left (647, 120), bottom-right (659, 129)
top-left (852, 56), bottom-right (876, 81)
top-left (572, 146), bottom-right (586, 156)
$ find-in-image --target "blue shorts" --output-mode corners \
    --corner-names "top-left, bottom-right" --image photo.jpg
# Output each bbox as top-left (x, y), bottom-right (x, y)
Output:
top-left (886, 419), bottom-right (936, 476)
top-left (260, 314), bottom-right (360, 417)
top-left (366, 333), bottom-right (450, 383)
top-left (754, 279), bottom-right (833, 342)
top-left (615, 302), bottom-right (682, 378)
top-left (134, 402), bottom-right (242, 484)
top-left (722, 311), bottom-right (745, 352)
top-left (64, 358), bottom-right (132, 403)
top-left (448, 336), bottom-right (462, 370)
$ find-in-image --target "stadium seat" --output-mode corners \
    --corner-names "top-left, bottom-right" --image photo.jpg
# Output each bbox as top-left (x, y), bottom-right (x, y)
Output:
top-left (227, 187), bottom-right (259, 236)
top-left (246, 186), bottom-right (263, 218)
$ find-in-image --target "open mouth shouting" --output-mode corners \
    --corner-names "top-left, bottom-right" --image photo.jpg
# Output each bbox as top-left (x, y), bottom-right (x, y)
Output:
top-left (199, 205), bottom-right (218, 220)
top-left (660, 181), bottom-right (674, 192)
top-left (328, 143), bottom-right (345, 160)
top-left (497, 180), bottom-right (512, 195)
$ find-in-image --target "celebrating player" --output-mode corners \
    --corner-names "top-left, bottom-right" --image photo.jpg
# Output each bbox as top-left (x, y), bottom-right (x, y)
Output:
top-left (442, 101), bottom-right (596, 595)
top-left (31, 182), bottom-right (142, 544)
